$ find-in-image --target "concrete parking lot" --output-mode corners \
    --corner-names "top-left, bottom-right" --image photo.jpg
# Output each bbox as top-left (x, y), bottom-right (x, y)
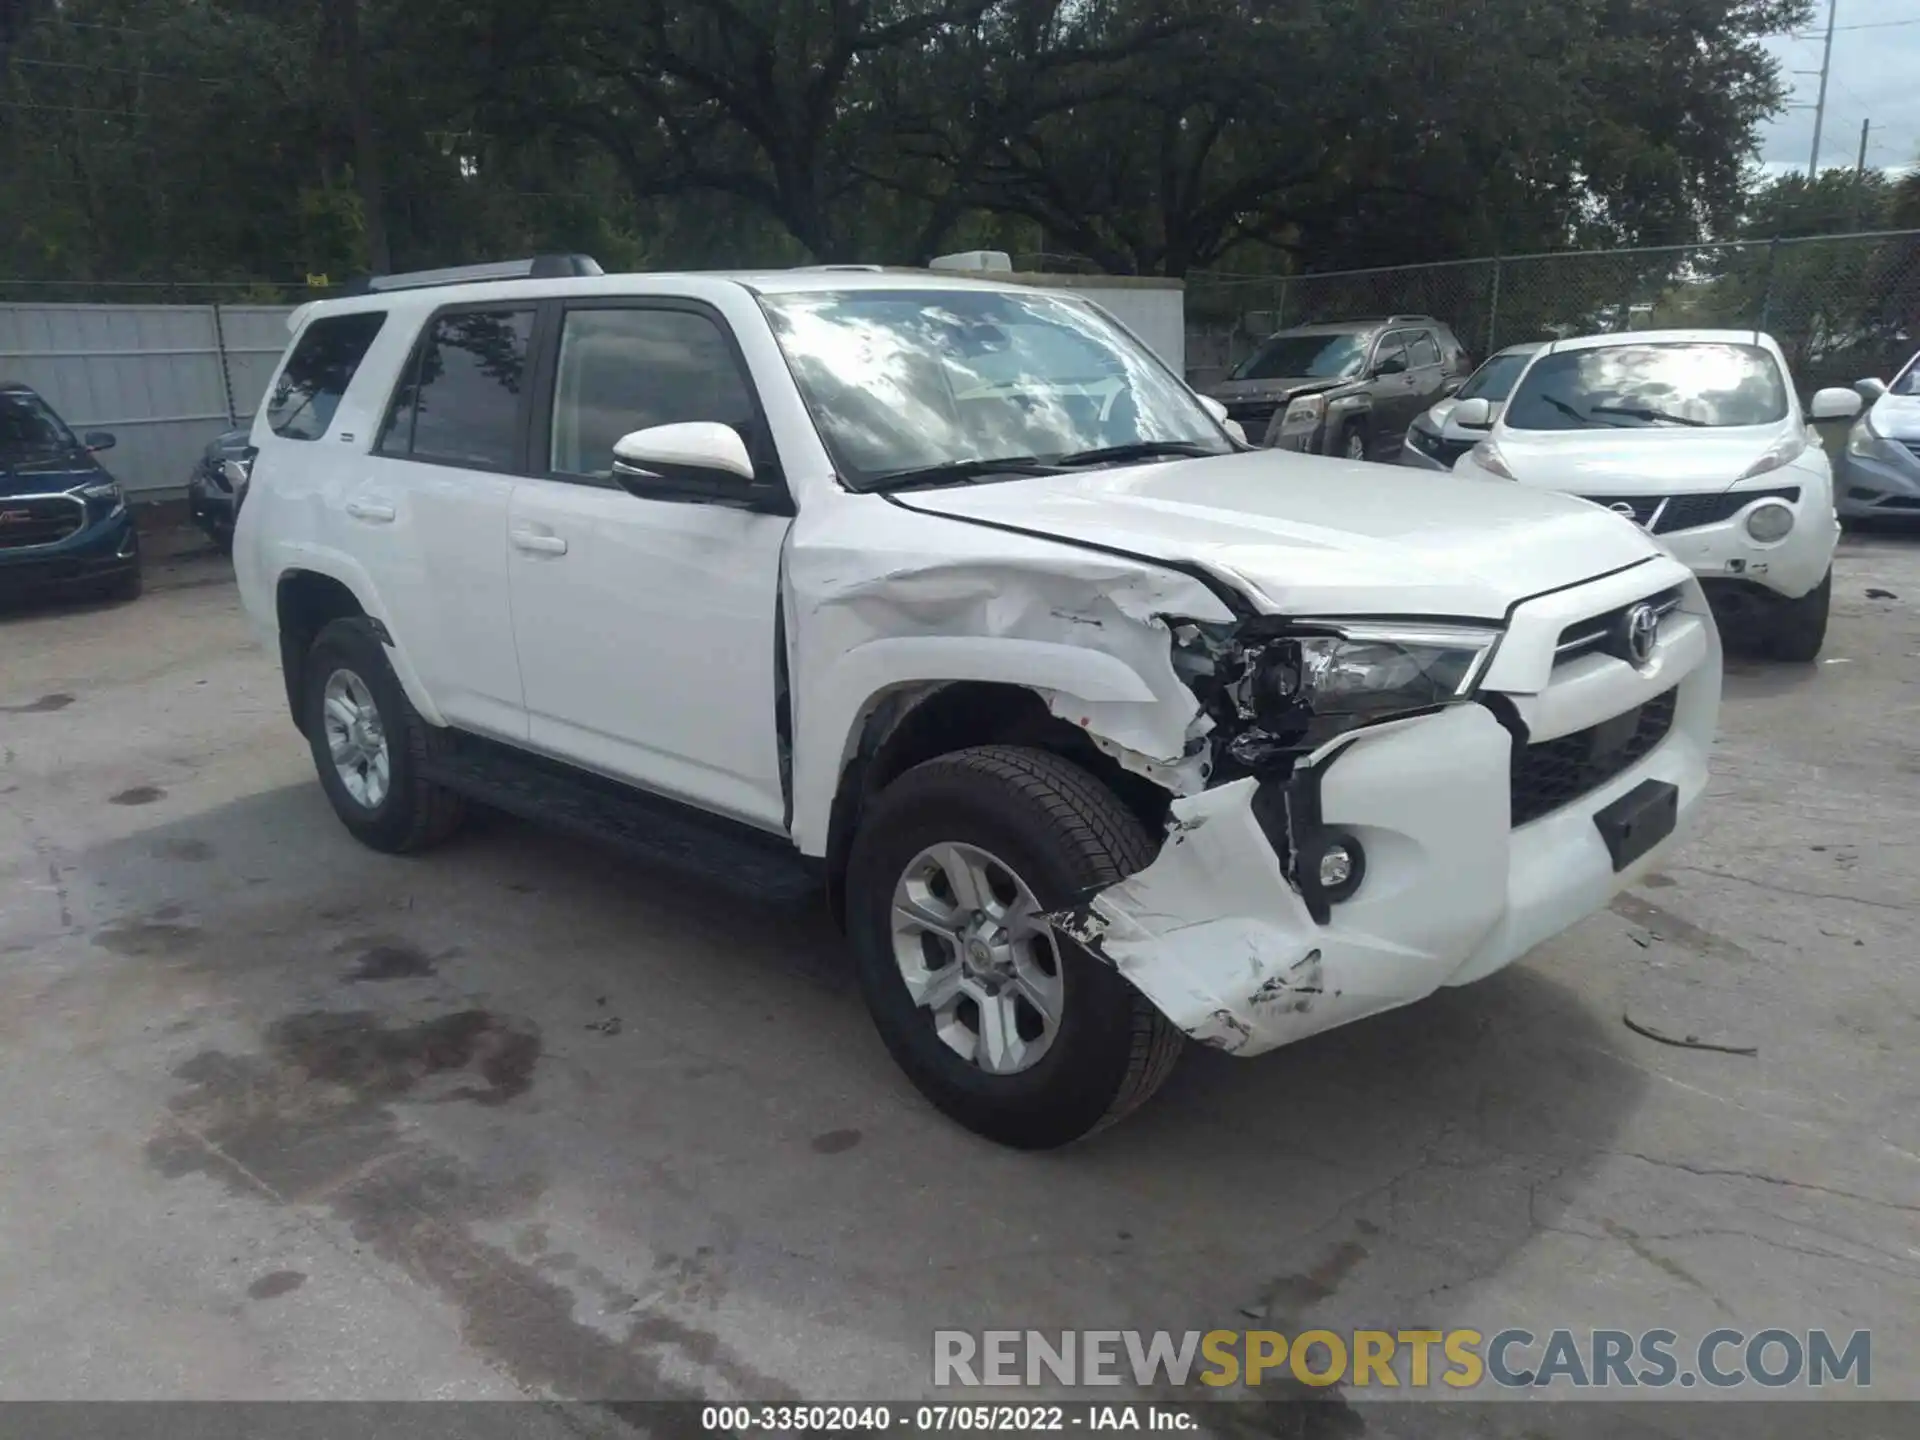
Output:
top-left (2, 523), bottom-right (1917, 1421)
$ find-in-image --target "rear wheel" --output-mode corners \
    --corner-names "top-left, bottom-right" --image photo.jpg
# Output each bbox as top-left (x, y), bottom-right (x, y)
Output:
top-left (302, 617), bottom-right (465, 852)
top-left (846, 745), bottom-right (1183, 1149)
top-left (1767, 568), bottom-right (1831, 662)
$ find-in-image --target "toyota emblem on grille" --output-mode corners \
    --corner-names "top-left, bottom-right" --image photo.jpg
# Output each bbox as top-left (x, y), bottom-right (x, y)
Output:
top-left (1608, 501), bottom-right (1642, 525)
top-left (1622, 602), bottom-right (1660, 665)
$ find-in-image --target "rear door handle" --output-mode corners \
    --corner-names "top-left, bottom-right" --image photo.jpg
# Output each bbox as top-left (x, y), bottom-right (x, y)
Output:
top-left (511, 530), bottom-right (568, 556)
top-left (345, 498), bottom-right (396, 523)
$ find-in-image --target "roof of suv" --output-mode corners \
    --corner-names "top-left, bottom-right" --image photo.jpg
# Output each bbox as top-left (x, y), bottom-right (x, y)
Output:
top-left (1258, 316), bottom-right (1445, 337)
top-left (1541, 327), bottom-right (1781, 355)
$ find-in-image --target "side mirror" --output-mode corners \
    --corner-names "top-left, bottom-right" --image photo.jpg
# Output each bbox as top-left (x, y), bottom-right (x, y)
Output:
top-left (83, 430), bottom-right (116, 452)
top-left (611, 422), bottom-right (756, 503)
top-left (1197, 393), bottom-right (1230, 424)
top-left (1223, 418), bottom-right (1248, 445)
top-left (1374, 352), bottom-right (1408, 377)
top-left (1809, 387), bottom-right (1864, 423)
top-left (1451, 397), bottom-right (1494, 429)
top-left (1855, 377), bottom-right (1888, 402)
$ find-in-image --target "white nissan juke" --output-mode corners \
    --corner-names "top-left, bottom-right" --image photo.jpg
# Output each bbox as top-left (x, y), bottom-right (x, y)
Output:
top-left (1449, 329), bottom-right (1861, 661)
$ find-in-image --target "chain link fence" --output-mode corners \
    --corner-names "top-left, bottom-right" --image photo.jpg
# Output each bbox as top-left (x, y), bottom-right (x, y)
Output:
top-left (1187, 230), bottom-right (1920, 394)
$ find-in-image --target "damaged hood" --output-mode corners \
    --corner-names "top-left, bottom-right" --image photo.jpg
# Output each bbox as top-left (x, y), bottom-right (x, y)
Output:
top-left (1868, 392), bottom-right (1920, 438)
top-left (893, 449), bottom-right (1662, 619)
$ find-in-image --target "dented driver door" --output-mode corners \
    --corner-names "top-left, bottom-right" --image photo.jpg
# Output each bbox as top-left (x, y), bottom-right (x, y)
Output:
top-left (505, 300), bottom-right (793, 833)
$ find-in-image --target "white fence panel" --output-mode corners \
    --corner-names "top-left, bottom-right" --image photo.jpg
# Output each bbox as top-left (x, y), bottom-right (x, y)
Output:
top-left (0, 301), bottom-right (294, 498)
top-left (216, 304), bottom-right (297, 423)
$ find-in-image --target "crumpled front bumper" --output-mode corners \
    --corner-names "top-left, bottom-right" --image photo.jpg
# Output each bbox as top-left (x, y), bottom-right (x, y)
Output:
top-left (1054, 610), bottom-right (1719, 1058)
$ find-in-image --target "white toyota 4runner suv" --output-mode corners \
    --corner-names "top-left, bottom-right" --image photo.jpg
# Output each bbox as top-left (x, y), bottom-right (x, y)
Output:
top-left (235, 256), bottom-right (1722, 1149)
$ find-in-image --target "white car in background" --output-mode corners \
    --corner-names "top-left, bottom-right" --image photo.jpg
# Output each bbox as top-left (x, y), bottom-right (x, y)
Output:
top-left (1400, 342), bottom-right (1542, 471)
top-left (1451, 329), bottom-right (1860, 661)
top-left (1839, 354), bottom-right (1920, 519)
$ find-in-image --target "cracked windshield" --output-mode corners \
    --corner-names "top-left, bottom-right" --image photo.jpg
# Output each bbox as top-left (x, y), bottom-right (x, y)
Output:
top-left (759, 289), bottom-right (1231, 488)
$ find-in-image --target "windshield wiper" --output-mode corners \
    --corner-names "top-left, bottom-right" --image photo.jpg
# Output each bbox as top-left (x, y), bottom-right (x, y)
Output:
top-left (1050, 440), bottom-right (1224, 468)
top-left (1589, 404), bottom-right (1708, 428)
top-left (1536, 391), bottom-right (1624, 427)
top-left (856, 456), bottom-right (1061, 493)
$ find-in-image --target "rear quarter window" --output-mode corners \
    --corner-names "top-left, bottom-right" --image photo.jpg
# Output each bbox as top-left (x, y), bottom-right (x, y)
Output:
top-left (267, 311), bottom-right (388, 440)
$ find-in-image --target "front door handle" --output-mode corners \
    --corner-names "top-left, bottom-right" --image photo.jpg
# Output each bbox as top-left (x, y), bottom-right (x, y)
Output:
top-left (345, 498), bottom-right (396, 523)
top-left (511, 530), bottom-right (568, 556)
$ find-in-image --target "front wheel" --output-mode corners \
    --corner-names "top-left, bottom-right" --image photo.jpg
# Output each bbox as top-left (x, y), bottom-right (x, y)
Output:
top-left (101, 563), bottom-right (143, 603)
top-left (1339, 424), bottom-right (1368, 462)
top-left (846, 746), bottom-right (1183, 1149)
top-left (1766, 568), bottom-right (1831, 662)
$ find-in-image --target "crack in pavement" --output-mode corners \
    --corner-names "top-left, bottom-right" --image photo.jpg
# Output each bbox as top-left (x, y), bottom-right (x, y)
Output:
top-left (1666, 864), bottom-right (1916, 915)
top-left (1612, 1150), bottom-right (1920, 1216)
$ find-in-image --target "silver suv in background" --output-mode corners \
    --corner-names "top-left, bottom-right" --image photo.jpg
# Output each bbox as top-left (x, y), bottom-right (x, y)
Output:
top-left (1203, 316), bottom-right (1471, 460)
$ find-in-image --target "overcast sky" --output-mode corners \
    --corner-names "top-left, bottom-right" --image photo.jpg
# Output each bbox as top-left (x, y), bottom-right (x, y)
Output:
top-left (1759, 9), bottom-right (1920, 178)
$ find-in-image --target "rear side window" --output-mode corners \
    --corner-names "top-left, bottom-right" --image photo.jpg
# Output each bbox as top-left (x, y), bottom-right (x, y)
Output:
top-left (268, 312), bottom-right (387, 440)
top-left (379, 308), bottom-right (534, 469)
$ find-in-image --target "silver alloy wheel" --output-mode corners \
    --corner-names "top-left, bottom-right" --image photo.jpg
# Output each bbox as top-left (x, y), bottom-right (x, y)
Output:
top-left (322, 668), bottom-right (390, 810)
top-left (1343, 429), bottom-right (1367, 461)
top-left (890, 842), bottom-right (1065, 1075)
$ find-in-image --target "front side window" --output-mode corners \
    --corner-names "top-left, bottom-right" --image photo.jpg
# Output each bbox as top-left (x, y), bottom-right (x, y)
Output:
top-left (1232, 332), bottom-right (1367, 382)
top-left (1456, 350), bottom-right (1535, 402)
top-left (1504, 343), bottom-right (1790, 430)
top-left (380, 308), bottom-right (534, 468)
top-left (268, 311), bottom-right (387, 441)
top-left (760, 288), bottom-right (1230, 486)
top-left (0, 389), bottom-right (79, 461)
top-left (1374, 332), bottom-right (1416, 372)
top-left (1407, 332), bottom-right (1442, 368)
top-left (548, 308), bottom-right (756, 478)
top-left (1889, 354), bottom-right (1920, 396)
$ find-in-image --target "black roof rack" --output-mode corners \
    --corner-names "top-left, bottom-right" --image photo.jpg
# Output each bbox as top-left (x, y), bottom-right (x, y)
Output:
top-left (346, 254), bottom-right (604, 295)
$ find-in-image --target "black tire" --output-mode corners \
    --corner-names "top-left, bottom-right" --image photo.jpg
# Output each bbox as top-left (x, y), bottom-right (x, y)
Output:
top-left (1767, 569), bottom-right (1831, 663)
top-left (1338, 422), bottom-right (1369, 462)
top-left (102, 564), bottom-right (143, 603)
top-left (846, 745), bottom-right (1183, 1149)
top-left (301, 617), bottom-right (465, 853)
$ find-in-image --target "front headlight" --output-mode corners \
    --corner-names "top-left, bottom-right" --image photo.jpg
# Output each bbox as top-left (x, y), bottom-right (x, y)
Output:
top-left (73, 479), bottom-right (124, 516)
top-left (1278, 393), bottom-right (1325, 435)
top-left (1224, 621), bottom-right (1502, 762)
top-left (1846, 414), bottom-right (1880, 458)
top-left (1406, 422), bottom-right (1439, 455)
top-left (1468, 438), bottom-right (1516, 478)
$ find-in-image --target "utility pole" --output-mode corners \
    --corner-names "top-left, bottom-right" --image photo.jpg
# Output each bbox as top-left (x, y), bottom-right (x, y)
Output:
top-left (1807, 0), bottom-right (1838, 179)
top-left (1853, 118), bottom-right (1872, 230)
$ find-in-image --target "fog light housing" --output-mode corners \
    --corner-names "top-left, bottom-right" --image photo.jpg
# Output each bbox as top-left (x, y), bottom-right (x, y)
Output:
top-left (1314, 833), bottom-right (1366, 903)
top-left (1745, 501), bottom-right (1795, 542)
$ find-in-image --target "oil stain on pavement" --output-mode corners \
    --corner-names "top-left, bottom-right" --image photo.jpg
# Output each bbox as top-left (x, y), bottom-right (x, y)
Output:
top-left (145, 1004), bottom-right (792, 1402)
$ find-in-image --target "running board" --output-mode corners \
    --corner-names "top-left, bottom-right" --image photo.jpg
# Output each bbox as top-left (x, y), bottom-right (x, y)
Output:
top-left (422, 733), bottom-right (822, 904)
